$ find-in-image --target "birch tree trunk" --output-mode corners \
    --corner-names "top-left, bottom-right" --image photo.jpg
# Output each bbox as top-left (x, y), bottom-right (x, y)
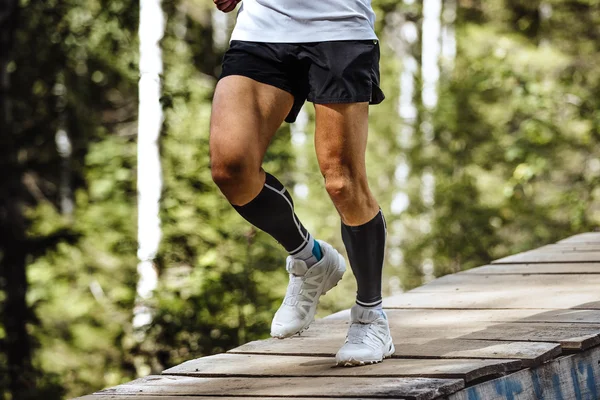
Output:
top-left (441, 0), bottom-right (457, 72)
top-left (419, 0), bottom-right (442, 282)
top-left (133, 0), bottom-right (165, 337)
top-left (54, 72), bottom-right (74, 217)
top-left (382, 2), bottom-right (420, 293)
top-left (422, 0), bottom-right (441, 111)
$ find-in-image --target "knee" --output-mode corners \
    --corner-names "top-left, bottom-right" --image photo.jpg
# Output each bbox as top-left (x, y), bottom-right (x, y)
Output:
top-left (324, 171), bottom-right (355, 204)
top-left (210, 129), bottom-right (258, 191)
top-left (210, 156), bottom-right (252, 191)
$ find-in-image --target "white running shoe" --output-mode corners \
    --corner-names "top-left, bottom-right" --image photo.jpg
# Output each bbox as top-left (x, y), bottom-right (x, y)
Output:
top-left (335, 304), bottom-right (395, 366)
top-left (270, 240), bottom-right (346, 339)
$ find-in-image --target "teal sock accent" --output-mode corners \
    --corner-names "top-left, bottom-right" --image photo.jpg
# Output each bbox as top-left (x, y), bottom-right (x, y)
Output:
top-left (312, 240), bottom-right (323, 261)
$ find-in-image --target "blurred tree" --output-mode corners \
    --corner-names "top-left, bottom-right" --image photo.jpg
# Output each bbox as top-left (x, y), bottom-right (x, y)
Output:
top-left (400, 0), bottom-right (600, 280)
top-left (1, 0), bottom-right (140, 398)
top-left (0, 0), bottom-right (35, 398)
top-left (132, 0), bottom-right (165, 354)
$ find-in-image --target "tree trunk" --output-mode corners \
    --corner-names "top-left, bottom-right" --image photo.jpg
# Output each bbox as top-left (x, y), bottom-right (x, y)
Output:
top-left (133, 0), bottom-right (165, 372)
top-left (421, 0), bottom-right (441, 110)
top-left (0, 0), bottom-right (34, 398)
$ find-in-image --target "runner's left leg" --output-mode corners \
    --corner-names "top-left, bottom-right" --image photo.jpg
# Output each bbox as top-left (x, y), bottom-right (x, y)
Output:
top-left (314, 102), bottom-right (394, 365)
top-left (314, 102), bottom-right (385, 308)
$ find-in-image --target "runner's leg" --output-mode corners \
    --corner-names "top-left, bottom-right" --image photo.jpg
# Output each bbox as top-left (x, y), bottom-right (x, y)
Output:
top-left (315, 102), bottom-right (393, 365)
top-left (314, 102), bottom-right (386, 308)
top-left (211, 75), bottom-right (346, 339)
top-left (210, 75), bottom-right (321, 265)
top-left (210, 75), bottom-right (291, 206)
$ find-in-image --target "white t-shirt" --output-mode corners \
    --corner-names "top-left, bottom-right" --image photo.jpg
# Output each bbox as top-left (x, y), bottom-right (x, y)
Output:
top-left (230, 0), bottom-right (377, 43)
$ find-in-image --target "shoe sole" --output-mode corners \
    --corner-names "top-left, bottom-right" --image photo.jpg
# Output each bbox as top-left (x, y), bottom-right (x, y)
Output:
top-left (336, 339), bottom-right (395, 367)
top-left (271, 252), bottom-right (346, 339)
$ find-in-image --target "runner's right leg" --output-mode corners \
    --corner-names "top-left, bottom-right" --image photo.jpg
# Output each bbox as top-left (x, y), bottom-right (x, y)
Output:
top-left (210, 75), bottom-right (291, 206)
top-left (210, 76), bottom-right (345, 338)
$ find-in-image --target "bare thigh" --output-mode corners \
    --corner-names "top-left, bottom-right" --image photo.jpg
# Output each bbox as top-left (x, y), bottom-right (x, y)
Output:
top-left (314, 102), bottom-right (379, 225)
top-left (210, 75), bottom-right (294, 205)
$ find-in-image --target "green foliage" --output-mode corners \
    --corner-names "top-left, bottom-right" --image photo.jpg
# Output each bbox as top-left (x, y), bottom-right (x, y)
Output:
top-left (400, 0), bottom-right (600, 282)
top-left (2, 0), bottom-right (139, 397)
top-left (26, 134), bottom-right (139, 396)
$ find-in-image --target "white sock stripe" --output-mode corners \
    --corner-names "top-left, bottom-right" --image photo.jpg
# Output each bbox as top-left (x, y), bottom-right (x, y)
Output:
top-left (264, 182), bottom-right (281, 192)
top-left (356, 299), bottom-right (383, 307)
top-left (264, 182), bottom-right (310, 251)
top-left (265, 182), bottom-right (287, 196)
top-left (383, 210), bottom-right (387, 268)
top-left (291, 214), bottom-right (310, 252)
top-left (378, 211), bottom-right (387, 304)
top-left (293, 213), bottom-right (308, 239)
top-left (289, 238), bottom-right (310, 255)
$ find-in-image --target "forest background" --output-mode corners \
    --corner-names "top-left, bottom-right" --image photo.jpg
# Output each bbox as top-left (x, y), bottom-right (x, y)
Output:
top-left (1, 0), bottom-right (599, 398)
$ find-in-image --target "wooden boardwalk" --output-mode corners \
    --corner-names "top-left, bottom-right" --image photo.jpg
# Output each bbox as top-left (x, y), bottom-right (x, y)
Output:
top-left (78, 232), bottom-right (600, 400)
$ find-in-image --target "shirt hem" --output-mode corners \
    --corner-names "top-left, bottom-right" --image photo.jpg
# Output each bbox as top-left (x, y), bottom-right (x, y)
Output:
top-left (230, 28), bottom-right (378, 43)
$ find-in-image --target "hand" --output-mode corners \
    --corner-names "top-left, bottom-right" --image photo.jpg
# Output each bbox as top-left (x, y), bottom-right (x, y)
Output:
top-left (214, 0), bottom-right (240, 13)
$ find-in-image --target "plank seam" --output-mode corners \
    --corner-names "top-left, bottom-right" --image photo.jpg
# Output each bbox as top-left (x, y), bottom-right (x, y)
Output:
top-left (492, 261), bottom-right (600, 264)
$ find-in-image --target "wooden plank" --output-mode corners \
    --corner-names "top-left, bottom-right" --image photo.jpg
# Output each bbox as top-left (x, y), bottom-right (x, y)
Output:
top-left (558, 233), bottom-right (600, 244)
top-left (448, 345), bottom-right (600, 400)
top-left (324, 308), bottom-right (351, 320)
top-left (305, 319), bottom-right (475, 340)
top-left (94, 375), bottom-right (465, 400)
top-left (230, 337), bottom-right (560, 367)
top-left (329, 308), bottom-right (600, 325)
top-left (163, 353), bottom-right (522, 383)
top-left (386, 340), bottom-right (560, 368)
top-left (411, 273), bottom-right (600, 293)
top-left (383, 292), bottom-right (600, 309)
top-left (457, 323), bottom-right (600, 351)
top-left (517, 309), bottom-right (600, 323)
top-left (78, 396), bottom-right (392, 399)
top-left (300, 318), bottom-right (599, 351)
top-left (537, 244), bottom-right (600, 252)
top-left (463, 263), bottom-right (600, 275)
top-left (380, 309), bottom-right (600, 326)
top-left (493, 250), bottom-right (600, 264)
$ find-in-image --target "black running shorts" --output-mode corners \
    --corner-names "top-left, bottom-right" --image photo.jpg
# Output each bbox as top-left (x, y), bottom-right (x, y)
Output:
top-left (219, 40), bottom-right (385, 123)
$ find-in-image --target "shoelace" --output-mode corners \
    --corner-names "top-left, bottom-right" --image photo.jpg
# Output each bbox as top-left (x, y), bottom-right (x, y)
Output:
top-left (282, 270), bottom-right (325, 315)
top-left (283, 274), bottom-right (304, 306)
top-left (347, 320), bottom-right (387, 349)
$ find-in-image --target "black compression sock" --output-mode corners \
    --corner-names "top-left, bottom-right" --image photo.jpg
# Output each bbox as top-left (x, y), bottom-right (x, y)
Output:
top-left (233, 173), bottom-right (311, 256)
top-left (341, 210), bottom-right (386, 307)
